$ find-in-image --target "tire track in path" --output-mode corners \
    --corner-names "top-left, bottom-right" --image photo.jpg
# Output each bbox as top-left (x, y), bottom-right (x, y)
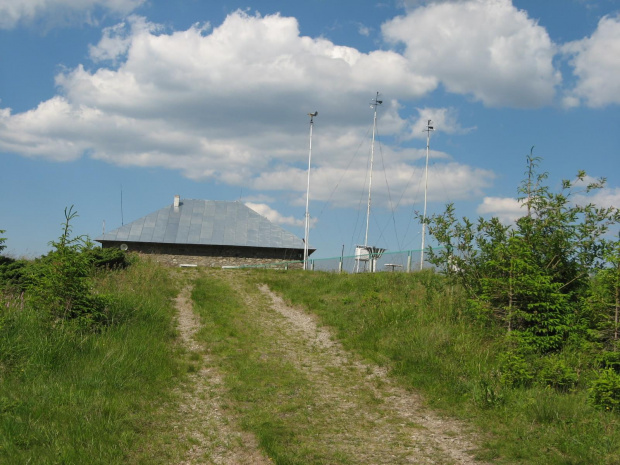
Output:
top-left (172, 284), bottom-right (273, 465)
top-left (217, 270), bottom-right (488, 465)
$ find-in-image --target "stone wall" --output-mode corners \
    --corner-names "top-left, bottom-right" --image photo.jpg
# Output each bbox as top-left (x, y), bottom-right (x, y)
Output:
top-left (100, 241), bottom-right (304, 269)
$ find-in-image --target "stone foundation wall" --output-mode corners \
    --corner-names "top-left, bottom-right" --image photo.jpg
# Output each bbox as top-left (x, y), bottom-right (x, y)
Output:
top-left (100, 241), bottom-right (304, 269)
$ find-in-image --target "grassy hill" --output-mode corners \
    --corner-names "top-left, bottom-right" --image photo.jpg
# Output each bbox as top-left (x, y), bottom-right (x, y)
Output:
top-left (0, 258), bottom-right (183, 464)
top-left (2, 256), bottom-right (620, 463)
top-left (253, 269), bottom-right (620, 463)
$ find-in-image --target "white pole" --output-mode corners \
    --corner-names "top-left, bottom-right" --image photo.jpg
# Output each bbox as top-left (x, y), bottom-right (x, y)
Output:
top-left (420, 119), bottom-right (434, 269)
top-left (304, 112), bottom-right (317, 270)
top-left (365, 92), bottom-right (382, 249)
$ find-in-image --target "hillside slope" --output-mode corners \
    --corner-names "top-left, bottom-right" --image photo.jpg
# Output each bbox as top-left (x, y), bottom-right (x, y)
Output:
top-left (168, 269), bottom-right (486, 464)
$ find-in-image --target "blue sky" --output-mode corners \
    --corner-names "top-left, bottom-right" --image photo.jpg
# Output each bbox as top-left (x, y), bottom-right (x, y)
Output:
top-left (1, 0), bottom-right (619, 260)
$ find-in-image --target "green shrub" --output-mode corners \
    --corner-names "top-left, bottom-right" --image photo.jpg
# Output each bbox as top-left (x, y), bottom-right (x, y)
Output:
top-left (589, 368), bottom-right (620, 411)
top-left (538, 356), bottom-right (579, 392)
top-left (84, 247), bottom-right (130, 270)
top-left (0, 256), bottom-right (30, 292)
top-left (498, 350), bottom-right (534, 388)
top-left (28, 207), bottom-right (111, 327)
top-left (424, 154), bottom-right (619, 354)
top-left (598, 350), bottom-right (620, 374)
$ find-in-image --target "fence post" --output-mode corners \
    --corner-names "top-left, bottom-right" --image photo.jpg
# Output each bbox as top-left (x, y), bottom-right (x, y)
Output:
top-left (406, 251), bottom-right (412, 273)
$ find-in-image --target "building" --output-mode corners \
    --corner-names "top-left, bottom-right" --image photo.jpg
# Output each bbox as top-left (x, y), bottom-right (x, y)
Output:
top-left (95, 196), bottom-right (314, 268)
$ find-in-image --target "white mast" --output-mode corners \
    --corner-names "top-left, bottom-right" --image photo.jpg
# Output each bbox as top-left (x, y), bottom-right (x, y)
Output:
top-left (364, 92), bottom-right (382, 248)
top-left (304, 111), bottom-right (318, 270)
top-left (420, 119), bottom-right (434, 269)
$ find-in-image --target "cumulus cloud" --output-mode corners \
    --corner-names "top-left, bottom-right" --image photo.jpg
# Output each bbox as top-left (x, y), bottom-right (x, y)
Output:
top-left (0, 0), bottom-right (146, 29)
top-left (88, 15), bottom-right (160, 63)
top-left (563, 14), bottom-right (620, 108)
top-left (253, 161), bottom-right (494, 209)
top-left (406, 107), bottom-right (475, 140)
top-left (477, 184), bottom-right (620, 226)
top-left (477, 196), bottom-right (524, 224)
top-left (0, 9), bottom-right (497, 213)
top-left (245, 202), bottom-right (309, 228)
top-left (573, 187), bottom-right (620, 211)
top-left (382, 0), bottom-right (561, 107)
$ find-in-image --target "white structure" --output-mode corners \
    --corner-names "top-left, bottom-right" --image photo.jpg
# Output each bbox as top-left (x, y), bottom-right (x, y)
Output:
top-left (355, 92), bottom-right (386, 273)
top-left (354, 245), bottom-right (386, 273)
top-left (419, 119), bottom-right (434, 269)
top-left (303, 111), bottom-right (318, 270)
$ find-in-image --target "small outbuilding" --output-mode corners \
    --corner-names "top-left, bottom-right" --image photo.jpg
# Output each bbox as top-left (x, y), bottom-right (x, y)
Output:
top-left (95, 196), bottom-right (314, 268)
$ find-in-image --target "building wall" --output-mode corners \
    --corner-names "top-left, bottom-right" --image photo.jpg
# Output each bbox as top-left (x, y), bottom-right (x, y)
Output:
top-left (99, 241), bottom-right (304, 268)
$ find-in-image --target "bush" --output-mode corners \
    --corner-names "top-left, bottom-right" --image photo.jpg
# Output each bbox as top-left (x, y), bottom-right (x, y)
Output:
top-left (589, 368), bottom-right (620, 411)
top-left (84, 247), bottom-right (130, 270)
top-left (424, 154), bottom-right (619, 354)
top-left (598, 350), bottom-right (620, 374)
top-left (0, 256), bottom-right (30, 292)
top-left (498, 350), bottom-right (534, 388)
top-left (538, 356), bottom-right (579, 392)
top-left (28, 207), bottom-right (112, 327)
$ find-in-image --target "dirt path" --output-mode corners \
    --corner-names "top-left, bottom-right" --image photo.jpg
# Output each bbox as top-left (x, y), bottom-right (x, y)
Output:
top-left (173, 271), bottom-right (487, 464)
top-left (256, 283), bottom-right (485, 465)
top-left (172, 286), bottom-right (273, 465)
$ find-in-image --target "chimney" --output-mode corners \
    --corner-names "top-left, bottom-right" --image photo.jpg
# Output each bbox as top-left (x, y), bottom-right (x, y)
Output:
top-left (173, 195), bottom-right (180, 208)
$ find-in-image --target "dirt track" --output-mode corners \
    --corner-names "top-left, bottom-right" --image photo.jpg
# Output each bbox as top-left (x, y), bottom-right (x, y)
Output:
top-left (172, 271), bottom-right (486, 464)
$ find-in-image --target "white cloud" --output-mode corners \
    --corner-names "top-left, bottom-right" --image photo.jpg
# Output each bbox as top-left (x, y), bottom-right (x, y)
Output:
top-left (477, 196), bottom-right (524, 223)
top-left (0, 10), bottom-right (494, 214)
top-left (382, 0), bottom-right (561, 107)
top-left (563, 14), bottom-right (620, 108)
top-left (573, 187), bottom-right (620, 211)
top-left (477, 186), bottom-right (620, 226)
top-left (253, 161), bottom-right (494, 208)
top-left (406, 107), bottom-right (474, 140)
top-left (0, 97), bottom-right (93, 161)
top-left (245, 202), bottom-right (309, 228)
top-left (0, 0), bottom-right (145, 29)
top-left (0, 12), bottom-right (434, 171)
top-left (88, 15), bottom-right (160, 63)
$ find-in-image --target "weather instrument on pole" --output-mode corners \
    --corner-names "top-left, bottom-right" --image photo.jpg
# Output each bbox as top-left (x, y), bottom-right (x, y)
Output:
top-left (420, 119), bottom-right (434, 270)
top-left (355, 92), bottom-right (386, 273)
top-left (303, 111), bottom-right (318, 270)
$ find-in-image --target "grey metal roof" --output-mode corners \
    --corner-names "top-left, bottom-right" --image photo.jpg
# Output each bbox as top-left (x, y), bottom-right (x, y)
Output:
top-left (96, 199), bottom-right (310, 250)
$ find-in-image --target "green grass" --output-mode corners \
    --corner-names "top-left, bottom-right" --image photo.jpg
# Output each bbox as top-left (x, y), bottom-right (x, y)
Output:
top-left (252, 270), bottom-right (492, 408)
top-left (3, 260), bottom-right (619, 464)
top-left (252, 269), bottom-right (620, 464)
top-left (0, 258), bottom-right (183, 464)
top-left (191, 273), bottom-right (350, 464)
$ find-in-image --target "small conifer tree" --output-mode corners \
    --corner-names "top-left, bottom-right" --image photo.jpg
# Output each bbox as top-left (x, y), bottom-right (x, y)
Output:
top-left (424, 152), bottom-right (619, 352)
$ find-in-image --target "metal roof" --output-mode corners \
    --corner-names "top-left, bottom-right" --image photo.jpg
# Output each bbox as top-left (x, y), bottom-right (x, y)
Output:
top-left (96, 199), bottom-right (310, 250)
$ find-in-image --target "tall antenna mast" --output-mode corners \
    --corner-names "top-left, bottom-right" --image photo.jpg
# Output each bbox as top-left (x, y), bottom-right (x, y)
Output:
top-left (420, 119), bottom-right (434, 269)
top-left (304, 111), bottom-right (318, 270)
top-left (364, 92), bottom-right (382, 248)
